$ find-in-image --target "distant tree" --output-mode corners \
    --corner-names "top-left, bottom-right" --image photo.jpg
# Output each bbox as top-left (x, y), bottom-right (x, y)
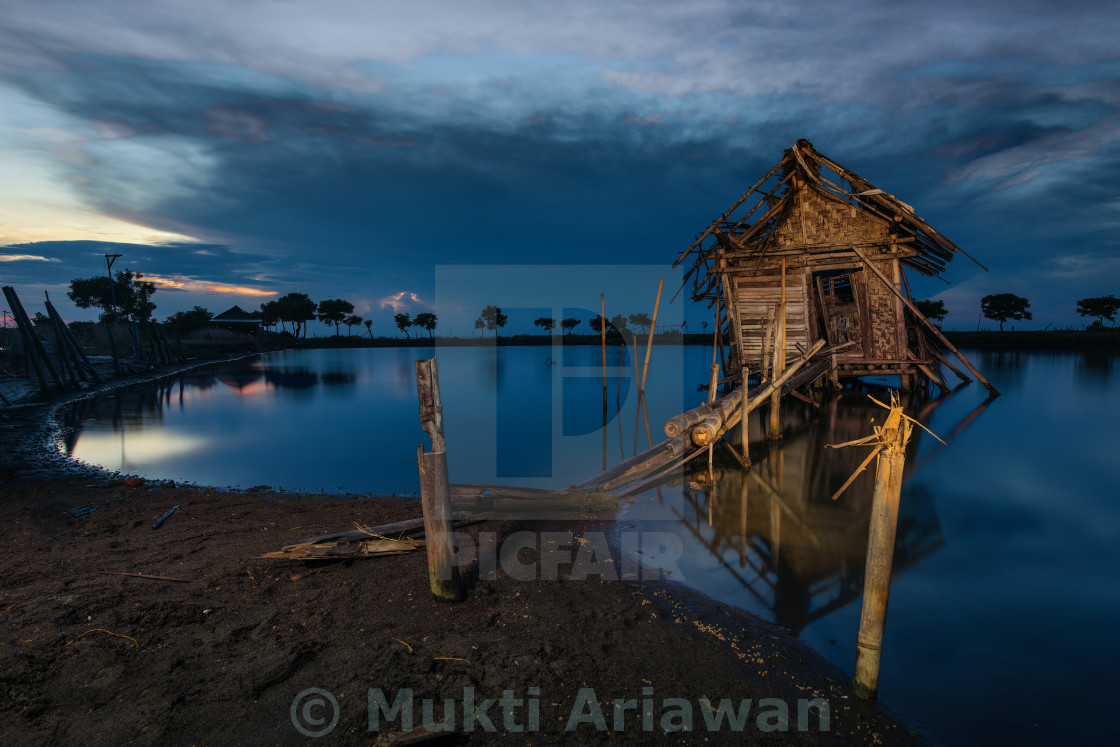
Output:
top-left (981, 293), bottom-right (1032, 332)
top-left (915, 299), bottom-right (947, 327)
top-left (628, 312), bottom-right (652, 334)
top-left (165, 306), bottom-right (214, 335)
top-left (1076, 295), bottom-right (1120, 327)
top-left (609, 314), bottom-right (629, 337)
top-left (394, 312), bottom-right (412, 338)
top-left (534, 317), bottom-right (556, 334)
top-left (343, 314), bottom-right (363, 336)
top-left (32, 312), bottom-right (51, 330)
top-left (259, 300), bottom-right (282, 332)
top-left (587, 315), bottom-right (607, 335)
top-left (413, 312), bottom-right (438, 341)
top-left (275, 292), bottom-right (317, 338)
top-left (363, 319), bottom-right (373, 338)
top-left (473, 317), bottom-right (485, 337)
top-left (480, 305), bottom-right (508, 339)
top-left (68, 269), bottom-right (157, 322)
top-left (561, 317), bottom-right (580, 336)
top-left (316, 298), bottom-right (354, 336)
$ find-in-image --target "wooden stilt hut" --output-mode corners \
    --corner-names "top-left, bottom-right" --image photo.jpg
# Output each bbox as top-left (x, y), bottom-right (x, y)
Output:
top-left (675, 140), bottom-right (996, 394)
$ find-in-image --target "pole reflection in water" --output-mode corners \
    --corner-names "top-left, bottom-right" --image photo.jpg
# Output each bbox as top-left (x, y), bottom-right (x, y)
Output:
top-left (622, 388), bottom-right (953, 635)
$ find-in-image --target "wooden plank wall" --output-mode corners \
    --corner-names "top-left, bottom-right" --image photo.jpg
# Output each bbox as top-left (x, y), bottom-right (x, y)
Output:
top-left (733, 270), bottom-right (810, 367)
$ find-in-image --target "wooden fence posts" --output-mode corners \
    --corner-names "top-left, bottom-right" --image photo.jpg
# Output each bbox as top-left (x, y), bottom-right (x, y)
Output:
top-left (415, 357), bottom-right (462, 602)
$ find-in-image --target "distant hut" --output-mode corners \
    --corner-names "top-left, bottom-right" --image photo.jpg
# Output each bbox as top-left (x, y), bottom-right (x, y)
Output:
top-left (211, 305), bottom-right (261, 336)
top-left (675, 139), bottom-right (995, 394)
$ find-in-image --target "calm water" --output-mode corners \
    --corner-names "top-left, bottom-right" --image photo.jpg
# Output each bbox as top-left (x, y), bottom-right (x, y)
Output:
top-left (58, 345), bottom-right (1120, 743)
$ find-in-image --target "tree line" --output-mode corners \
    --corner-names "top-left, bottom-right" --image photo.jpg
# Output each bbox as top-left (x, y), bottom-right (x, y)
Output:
top-left (59, 268), bottom-right (1120, 338)
top-left (916, 293), bottom-right (1120, 331)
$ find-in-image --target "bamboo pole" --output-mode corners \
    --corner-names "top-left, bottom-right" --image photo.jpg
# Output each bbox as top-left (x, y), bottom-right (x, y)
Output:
top-left (739, 367), bottom-right (751, 467)
top-left (692, 339), bottom-right (827, 447)
top-left (761, 307), bottom-right (773, 382)
top-left (46, 306), bottom-right (77, 387)
top-left (639, 280), bottom-right (663, 397)
top-left (45, 298), bottom-right (101, 384)
top-left (3, 286), bottom-right (59, 394)
top-left (849, 246), bottom-right (998, 395)
top-left (415, 357), bottom-right (462, 602)
top-left (930, 348), bottom-right (970, 384)
top-left (768, 259), bottom-right (787, 439)
top-left (853, 399), bottom-right (911, 699)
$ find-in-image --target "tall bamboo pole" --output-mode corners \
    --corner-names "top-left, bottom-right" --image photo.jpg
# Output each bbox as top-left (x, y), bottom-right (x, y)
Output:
top-left (768, 259), bottom-right (787, 439)
top-left (853, 402), bottom-right (911, 699)
top-left (415, 357), bottom-right (462, 602)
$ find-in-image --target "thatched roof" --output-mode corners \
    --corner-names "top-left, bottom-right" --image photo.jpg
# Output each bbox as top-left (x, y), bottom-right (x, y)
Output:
top-left (675, 139), bottom-right (986, 302)
top-left (212, 305), bottom-right (259, 323)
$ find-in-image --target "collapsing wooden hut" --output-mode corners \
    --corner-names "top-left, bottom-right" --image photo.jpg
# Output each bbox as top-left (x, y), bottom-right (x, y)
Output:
top-left (675, 139), bottom-right (996, 395)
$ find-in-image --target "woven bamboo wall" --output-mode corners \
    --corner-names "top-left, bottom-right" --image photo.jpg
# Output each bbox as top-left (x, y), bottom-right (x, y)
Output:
top-left (726, 184), bottom-right (906, 367)
top-left (771, 186), bottom-right (889, 247)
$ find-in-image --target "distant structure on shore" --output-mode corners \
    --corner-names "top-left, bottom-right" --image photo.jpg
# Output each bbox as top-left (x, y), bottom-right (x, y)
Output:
top-left (675, 139), bottom-right (996, 395)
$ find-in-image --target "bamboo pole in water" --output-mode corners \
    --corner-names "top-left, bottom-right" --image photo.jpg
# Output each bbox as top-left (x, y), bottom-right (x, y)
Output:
top-left (853, 399), bottom-right (911, 699)
top-left (633, 280), bottom-right (664, 454)
top-left (692, 339), bottom-right (827, 447)
top-left (707, 291), bottom-right (721, 405)
top-left (415, 357), bottom-right (462, 602)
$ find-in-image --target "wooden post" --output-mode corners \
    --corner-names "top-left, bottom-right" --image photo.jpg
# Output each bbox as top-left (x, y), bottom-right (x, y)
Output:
top-left (739, 367), bottom-right (751, 467)
top-left (761, 307), bottom-right (773, 382)
top-left (3, 286), bottom-right (61, 393)
top-left (415, 357), bottom-right (462, 602)
top-left (768, 259), bottom-right (787, 439)
top-left (853, 401), bottom-right (911, 699)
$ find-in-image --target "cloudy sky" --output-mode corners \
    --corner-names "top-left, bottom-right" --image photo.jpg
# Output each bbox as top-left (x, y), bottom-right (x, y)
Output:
top-left (1, 0), bottom-right (1117, 333)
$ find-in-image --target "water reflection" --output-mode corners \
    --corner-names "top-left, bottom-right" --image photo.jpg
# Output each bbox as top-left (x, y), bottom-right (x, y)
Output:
top-left (626, 389), bottom-right (947, 634)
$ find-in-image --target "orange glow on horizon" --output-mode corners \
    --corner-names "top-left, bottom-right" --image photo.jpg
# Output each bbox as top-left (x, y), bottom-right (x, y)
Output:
top-left (146, 274), bottom-right (276, 297)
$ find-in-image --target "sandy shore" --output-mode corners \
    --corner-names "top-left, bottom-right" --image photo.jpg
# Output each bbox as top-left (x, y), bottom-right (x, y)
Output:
top-left (0, 374), bottom-right (918, 745)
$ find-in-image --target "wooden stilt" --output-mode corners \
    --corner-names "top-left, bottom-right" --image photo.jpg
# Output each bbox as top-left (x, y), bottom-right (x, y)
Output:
top-left (853, 398), bottom-right (911, 699)
top-left (415, 357), bottom-right (462, 602)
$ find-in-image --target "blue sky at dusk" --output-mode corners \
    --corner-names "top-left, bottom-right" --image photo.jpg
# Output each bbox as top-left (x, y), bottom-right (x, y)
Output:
top-left (1, 0), bottom-right (1118, 333)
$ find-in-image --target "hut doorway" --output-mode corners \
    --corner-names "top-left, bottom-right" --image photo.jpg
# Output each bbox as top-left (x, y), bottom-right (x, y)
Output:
top-left (812, 269), bottom-right (866, 352)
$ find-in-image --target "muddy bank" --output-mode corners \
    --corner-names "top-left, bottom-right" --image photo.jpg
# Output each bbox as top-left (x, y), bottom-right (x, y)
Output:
top-left (0, 472), bottom-right (918, 745)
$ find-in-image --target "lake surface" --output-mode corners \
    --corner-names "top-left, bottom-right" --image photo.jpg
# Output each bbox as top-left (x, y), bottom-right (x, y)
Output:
top-left (57, 344), bottom-right (1120, 743)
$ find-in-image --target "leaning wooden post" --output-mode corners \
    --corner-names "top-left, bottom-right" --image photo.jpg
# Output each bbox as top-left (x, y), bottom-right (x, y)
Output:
top-left (853, 399), bottom-right (912, 699)
top-left (415, 357), bottom-right (462, 602)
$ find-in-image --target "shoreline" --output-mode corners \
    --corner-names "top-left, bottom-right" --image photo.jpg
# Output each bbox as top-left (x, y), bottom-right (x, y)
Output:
top-left (0, 357), bottom-right (920, 744)
top-left (0, 471), bottom-right (919, 745)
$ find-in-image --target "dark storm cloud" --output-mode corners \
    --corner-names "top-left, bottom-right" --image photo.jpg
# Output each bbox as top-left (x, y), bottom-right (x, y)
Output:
top-left (1, 0), bottom-right (1118, 326)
